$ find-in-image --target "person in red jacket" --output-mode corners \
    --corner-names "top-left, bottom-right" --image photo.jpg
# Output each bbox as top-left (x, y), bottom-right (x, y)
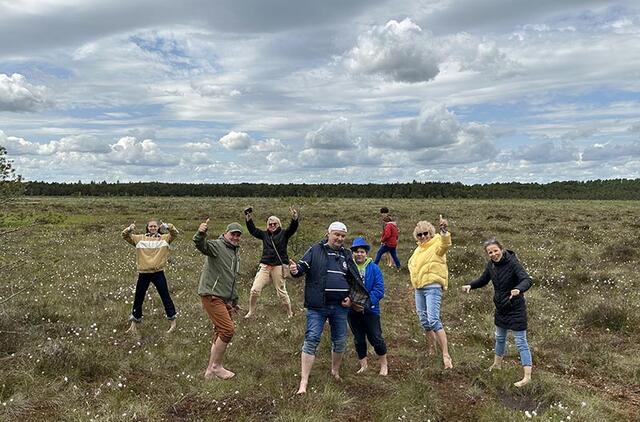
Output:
top-left (374, 215), bottom-right (400, 269)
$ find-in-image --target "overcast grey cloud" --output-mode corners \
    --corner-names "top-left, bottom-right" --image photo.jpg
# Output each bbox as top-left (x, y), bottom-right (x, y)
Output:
top-left (1, 0), bottom-right (639, 183)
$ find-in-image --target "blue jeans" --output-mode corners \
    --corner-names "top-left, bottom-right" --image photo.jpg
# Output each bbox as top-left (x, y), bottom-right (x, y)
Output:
top-left (495, 326), bottom-right (532, 367)
top-left (415, 285), bottom-right (443, 332)
top-left (302, 305), bottom-right (349, 355)
top-left (374, 244), bottom-right (401, 268)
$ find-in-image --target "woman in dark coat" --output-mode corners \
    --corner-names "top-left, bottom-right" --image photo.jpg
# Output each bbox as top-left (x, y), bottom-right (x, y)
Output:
top-left (462, 238), bottom-right (533, 387)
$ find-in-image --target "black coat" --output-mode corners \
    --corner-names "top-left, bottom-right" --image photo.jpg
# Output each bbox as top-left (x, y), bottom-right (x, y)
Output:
top-left (246, 218), bottom-right (298, 265)
top-left (470, 250), bottom-right (532, 331)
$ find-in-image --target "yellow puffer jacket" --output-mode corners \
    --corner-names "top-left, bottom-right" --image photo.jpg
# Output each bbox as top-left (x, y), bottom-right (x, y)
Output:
top-left (408, 233), bottom-right (452, 290)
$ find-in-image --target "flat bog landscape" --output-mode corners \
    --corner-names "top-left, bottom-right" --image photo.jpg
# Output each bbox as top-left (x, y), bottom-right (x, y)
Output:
top-left (1, 196), bottom-right (639, 421)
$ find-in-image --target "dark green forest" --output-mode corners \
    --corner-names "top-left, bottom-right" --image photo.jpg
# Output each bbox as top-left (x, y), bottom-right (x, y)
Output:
top-left (21, 178), bottom-right (640, 199)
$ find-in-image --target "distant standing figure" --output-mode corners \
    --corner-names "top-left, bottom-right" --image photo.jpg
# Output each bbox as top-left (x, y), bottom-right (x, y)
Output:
top-left (244, 206), bottom-right (299, 318)
top-left (374, 215), bottom-right (400, 269)
top-left (348, 236), bottom-right (388, 376)
top-left (122, 220), bottom-right (179, 334)
top-left (462, 238), bottom-right (533, 387)
top-left (408, 215), bottom-right (453, 369)
top-left (379, 207), bottom-right (394, 268)
top-left (194, 219), bottom-right (243, 380)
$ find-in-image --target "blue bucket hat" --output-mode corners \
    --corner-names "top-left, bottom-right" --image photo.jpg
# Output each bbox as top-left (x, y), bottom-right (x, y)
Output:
top-left (350, 236), bottom-right (370, 252)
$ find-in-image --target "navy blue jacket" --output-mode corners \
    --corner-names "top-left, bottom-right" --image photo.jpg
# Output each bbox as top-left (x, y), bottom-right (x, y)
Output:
top-left (470, 250), bottom-right (532, 331)
top-left (293, 240), bottom-right (370, 311)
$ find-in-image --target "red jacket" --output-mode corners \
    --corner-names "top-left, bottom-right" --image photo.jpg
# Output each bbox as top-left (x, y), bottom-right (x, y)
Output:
top-left (381, 222), bottom-right (398, 248)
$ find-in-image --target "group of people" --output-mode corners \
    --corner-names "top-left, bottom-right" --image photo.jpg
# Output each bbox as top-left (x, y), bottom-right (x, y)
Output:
top-left (121, 207), bottom-right (533, 391)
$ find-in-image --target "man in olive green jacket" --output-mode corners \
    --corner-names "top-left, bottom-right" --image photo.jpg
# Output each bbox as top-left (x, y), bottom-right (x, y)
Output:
top-left (193, 218), bottom-right (242, 380)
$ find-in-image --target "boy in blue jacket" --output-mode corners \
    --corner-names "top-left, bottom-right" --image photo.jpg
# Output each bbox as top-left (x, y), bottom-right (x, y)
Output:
top-left (348, 237), bottom-right (388, 375)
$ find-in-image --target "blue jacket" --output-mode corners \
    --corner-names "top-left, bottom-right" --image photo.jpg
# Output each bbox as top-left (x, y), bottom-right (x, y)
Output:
top-left (353, 258), bottom-right (385, 315)
top-left (292, 240), bottom-right (370, 311)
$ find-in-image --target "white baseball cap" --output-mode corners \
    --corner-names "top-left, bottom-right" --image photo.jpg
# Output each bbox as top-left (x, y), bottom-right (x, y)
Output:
top-left (328, 221), bottom-right (347, 233)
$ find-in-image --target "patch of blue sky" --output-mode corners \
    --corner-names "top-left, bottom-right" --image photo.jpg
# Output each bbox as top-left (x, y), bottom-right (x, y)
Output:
top-left (0, 61), bottom-right (73, 81)
top-left (128, 34), bottom-right (218, 73)
top-left (452, 102), bottom-right (527, 123)
top-left (158, 120), bottom-right (231, 133)
top-left (63, 104), bottom-right (164, 120)
top-left (454, 88), bottom-right (640, 124)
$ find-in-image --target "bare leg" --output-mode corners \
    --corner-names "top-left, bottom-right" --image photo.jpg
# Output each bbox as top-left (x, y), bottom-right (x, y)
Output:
top-left (488, 355), bottom-right (503, 371)
top-left (435, 329), bottom-right (453, 369)
top-left (331, 351), bottom-right (344, 380)
top-left (166, 319), bottom-right (176, 334)
top-left (205, 337), bottom-right (235, 380)
top-left (425, 331), bottom-right (437, 355)
top-left (378, 355), bottom-right (388, 376)
top-left (514, 366), bottom-right (532, 387)
top-left (385, 253), bottom-right (393, 267)
top-left (283, 302), bottom-right (294, 318)
top-left (244, 292), bottom-right (259, 319)
top-left (297, 352), bottom-right (315, 394)
top-left (357, 357), bottom-right (368, 374)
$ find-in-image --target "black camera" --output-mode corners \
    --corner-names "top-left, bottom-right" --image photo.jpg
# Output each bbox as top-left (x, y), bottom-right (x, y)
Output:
top-left (243, 206), bottom-right (253, 215)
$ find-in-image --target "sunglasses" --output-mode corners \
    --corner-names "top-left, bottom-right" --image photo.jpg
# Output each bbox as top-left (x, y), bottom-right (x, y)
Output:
top-left (416, 232), bottom-right (431, 238)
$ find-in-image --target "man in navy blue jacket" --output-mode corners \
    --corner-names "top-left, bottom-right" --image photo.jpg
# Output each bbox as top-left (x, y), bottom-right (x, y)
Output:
top-left (290, 221), bottom-right (369, 395)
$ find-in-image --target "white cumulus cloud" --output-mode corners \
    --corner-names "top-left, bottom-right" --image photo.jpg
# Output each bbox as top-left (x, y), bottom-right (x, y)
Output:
top-left (344, 18), bottom-right (441, 83)
top-left (304, 117), bottom-right (358, 150)
top-left (0, 73), bottom-right (50, 112)
top-left (108, 136), bottom-right (176, 166)
top-left (219, 131), bottom-right (252, 150)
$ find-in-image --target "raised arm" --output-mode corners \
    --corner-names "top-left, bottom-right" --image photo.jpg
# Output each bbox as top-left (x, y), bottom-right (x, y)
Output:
top-left (193, 218), bottom-right (218, 257)
top-left (245, 215), bottom-right (265, 239)
top-left (162, 222), bottom-right (179, 243)
top-left (121, 222), bottom-right (137, 246)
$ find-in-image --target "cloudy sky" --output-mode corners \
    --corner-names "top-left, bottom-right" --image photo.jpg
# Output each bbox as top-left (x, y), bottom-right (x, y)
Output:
top-left (1, 0), bottom-right (639, 184)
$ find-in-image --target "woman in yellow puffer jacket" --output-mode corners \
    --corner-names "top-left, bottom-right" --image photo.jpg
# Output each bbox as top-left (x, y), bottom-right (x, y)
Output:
top-left (408, 215), bottom-right (453, 369)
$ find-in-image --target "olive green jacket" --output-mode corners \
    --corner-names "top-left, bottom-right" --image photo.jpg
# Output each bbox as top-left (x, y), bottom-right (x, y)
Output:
top-left (193, 231), bottom-right (241, 305)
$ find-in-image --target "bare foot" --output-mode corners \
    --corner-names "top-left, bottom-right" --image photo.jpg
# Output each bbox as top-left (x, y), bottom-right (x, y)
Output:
top-left (514, 377), bottom-right (531, 387)
top-left (205, 366), bottom-right (235, 380)
top-left (166, 320), bottom-right (176, 334)
top-left (357, 358), bottom-right (368, 374)
top-left (296, 383), bottom-right (307, 395)
top-left (426, 346), bottom-right (437, 356)
top-left (125, 322), bottom-right (139, 335)
top-left (331, 371), bottom-right (342, 381)
top-left (488, 362), bottom-right (502, 372)
top-left (244, 312), bottom-right (254, 319)
top-left (379, 363), bottom-right (388, 376)
top-left (443, 354), bottom-right (453, 369)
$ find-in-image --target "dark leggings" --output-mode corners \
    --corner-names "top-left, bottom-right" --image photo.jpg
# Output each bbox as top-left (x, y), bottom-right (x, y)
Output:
top-left (131, 271), bottom-right (176, 321)
top-left (347, 311), bottom-right (387, 360)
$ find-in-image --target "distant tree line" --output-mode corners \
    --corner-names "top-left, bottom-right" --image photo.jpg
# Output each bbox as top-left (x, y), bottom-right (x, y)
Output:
top-left (20, 179), bottom-right (640, 199)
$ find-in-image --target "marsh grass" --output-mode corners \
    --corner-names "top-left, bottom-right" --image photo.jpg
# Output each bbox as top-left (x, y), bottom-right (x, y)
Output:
top-left (1, 197), bottom-right (639, 421)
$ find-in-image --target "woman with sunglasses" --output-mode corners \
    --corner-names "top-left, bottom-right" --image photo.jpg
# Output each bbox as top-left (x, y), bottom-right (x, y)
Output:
top-left (408, 215), bottom-right (453, 369)
top-left (244, 206), bottom-right (299, 318)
